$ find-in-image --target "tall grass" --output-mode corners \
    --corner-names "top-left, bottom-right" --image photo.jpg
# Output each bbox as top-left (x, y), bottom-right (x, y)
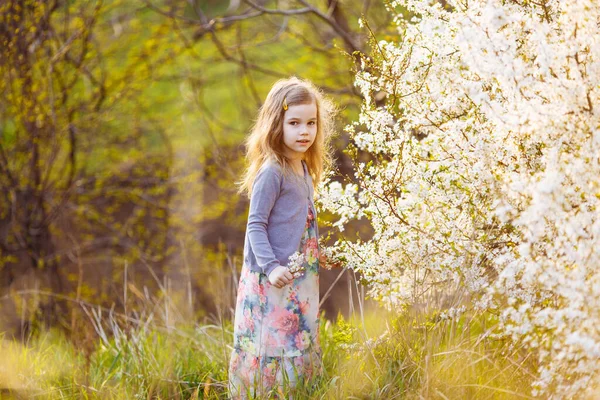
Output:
top-left (0, 281), bottom-right (541, 399)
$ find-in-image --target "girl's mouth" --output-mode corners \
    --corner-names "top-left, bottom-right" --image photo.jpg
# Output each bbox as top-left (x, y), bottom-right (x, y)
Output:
top-left (297, 140), bottom-right (310, 145)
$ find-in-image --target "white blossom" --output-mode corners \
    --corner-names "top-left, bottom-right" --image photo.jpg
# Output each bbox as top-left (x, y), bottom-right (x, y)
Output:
top-left (318, 0), bottom-right (600, 397)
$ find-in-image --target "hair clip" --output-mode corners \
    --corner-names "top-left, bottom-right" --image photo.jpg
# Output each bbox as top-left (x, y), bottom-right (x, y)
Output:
top-left (282, 96), bottom-right (288, 111)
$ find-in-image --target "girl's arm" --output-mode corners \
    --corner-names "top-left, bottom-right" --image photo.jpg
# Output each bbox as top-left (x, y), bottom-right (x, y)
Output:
top-left (247, 165), bottom-right (282, 278)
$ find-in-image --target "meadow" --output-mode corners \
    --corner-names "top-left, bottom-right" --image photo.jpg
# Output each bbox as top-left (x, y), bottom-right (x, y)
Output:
top-left (0, 287), bottom-right (537, 399)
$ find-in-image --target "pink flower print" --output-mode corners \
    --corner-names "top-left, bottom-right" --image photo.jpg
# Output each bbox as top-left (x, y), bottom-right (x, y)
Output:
top-left (294, 330), bottom-right (311, 351)
top-left (293, 356), bottom-right (304, 371)
top-left (252, 304), bottom-right (261, 316)
top-left (239, 355), bottom-right (259, 382)
top-left (306, 237), bottom-right (318, 251)
top-left (270, 306), bottom-right (299, 333)
top-left (247, 355), bottom-right (259, 372)
top-left (249, 279), bottom-right (261, 297)
top-left (256, 282), bottom-right (266, 305)
top-left (311, 247), bottom-right (320, 261)
top-left (295, 335), bottom-right (305, 352)
top-left (230, 351), bottom-right (240, 372)
top-left (259, 292), bottom-right (267, 305)
top-left (266, 331), bottom-right (282, 348)
top-left (262, 362), bottom-right (277, 387)
top-left (299, 300), bottom-right (310, 315)
top-left (242, 308), bottom-right (254, 332)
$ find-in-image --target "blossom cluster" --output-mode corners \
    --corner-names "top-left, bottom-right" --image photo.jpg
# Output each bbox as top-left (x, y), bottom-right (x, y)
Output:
top-left (317, 243), bottom-right (345, 270)
top-left (317, 0), bottom-right (600, 397)
top-left (286, 251), bottom-right (306, 279)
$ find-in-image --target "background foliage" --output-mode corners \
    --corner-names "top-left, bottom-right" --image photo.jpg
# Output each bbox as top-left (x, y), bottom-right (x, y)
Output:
top-left (0, 0), bottom-right (392, 336)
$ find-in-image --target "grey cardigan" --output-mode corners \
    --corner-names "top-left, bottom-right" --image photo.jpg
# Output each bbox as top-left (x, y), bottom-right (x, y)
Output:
top-left (243, 159), bottom-right (320, 277)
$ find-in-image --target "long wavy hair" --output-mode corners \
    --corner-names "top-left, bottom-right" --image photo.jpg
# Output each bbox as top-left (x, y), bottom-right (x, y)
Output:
top-left (237, 76), bottom-right (339, 199)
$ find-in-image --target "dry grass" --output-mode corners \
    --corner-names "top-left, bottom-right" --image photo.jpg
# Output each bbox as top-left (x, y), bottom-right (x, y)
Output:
top-left (0, 277), bottom-right (542, 399)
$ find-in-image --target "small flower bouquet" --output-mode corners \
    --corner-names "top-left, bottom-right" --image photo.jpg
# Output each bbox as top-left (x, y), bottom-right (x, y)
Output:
top-left (287, 244), bottom-right (345, 277)
top-left (286, 252), bottom-right (306, 278)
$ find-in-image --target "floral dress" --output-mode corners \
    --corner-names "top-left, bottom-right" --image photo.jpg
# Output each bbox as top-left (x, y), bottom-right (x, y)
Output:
top-left (228, 204), bottom-right (322, 399)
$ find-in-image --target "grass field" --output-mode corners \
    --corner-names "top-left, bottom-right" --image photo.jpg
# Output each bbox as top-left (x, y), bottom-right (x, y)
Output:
top-left (0, 291), bottom-right (539, 400)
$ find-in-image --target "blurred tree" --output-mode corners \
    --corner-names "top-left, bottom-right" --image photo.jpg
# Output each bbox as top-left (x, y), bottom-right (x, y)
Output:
top-left (0, 0), bottom-right (189, 334)
top-left (0, 0), bottom-right (401, 336)
top-left (0, 0), bottom-right (108, 329)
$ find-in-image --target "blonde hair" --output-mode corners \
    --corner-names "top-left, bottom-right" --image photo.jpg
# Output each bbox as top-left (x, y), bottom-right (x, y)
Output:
top-left (237, 76), bottom-right (339, 199)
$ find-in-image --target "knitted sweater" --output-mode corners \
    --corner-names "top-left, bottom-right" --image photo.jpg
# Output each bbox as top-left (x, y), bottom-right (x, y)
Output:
top-left (243, 159), bottom-right (319, 277)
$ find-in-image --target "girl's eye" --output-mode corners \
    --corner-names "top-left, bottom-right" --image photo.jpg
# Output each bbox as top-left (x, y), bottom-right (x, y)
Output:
top-left (290, 121), bottom-right (316, 125)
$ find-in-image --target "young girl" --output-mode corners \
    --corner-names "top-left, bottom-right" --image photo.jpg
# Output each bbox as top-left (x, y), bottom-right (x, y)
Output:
top-left (228, 76), bottom-right (339, 399)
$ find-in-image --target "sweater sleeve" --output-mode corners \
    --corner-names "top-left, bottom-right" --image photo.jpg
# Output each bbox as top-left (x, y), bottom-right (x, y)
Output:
top-left (247, 164), bottom-right (282, 277)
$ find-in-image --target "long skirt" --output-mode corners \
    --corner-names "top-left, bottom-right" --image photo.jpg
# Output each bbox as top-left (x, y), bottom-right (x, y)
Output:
top-left (228, 206), bottom-right (322, 399)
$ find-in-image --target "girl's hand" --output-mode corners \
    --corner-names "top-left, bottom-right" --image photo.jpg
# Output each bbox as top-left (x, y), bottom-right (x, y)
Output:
top-left (268, 266), bottom-right (294, 288)
top-left (318, 252), bottom-right (343, 270)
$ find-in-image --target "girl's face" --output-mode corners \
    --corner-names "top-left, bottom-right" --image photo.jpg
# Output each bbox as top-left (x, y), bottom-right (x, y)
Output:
top-left (281, 101), bottom-right (318, 161)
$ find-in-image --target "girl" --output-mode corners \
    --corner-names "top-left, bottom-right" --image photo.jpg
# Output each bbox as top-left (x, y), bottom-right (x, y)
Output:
top-left (228, 76), bottom-right (339, 399)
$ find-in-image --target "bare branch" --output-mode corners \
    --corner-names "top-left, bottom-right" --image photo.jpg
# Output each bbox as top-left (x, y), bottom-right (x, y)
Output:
top-left (242, 0), bottom-right (311, 15)
top-left (208, 29), bottom-right (288, 78)
top-left (297, 0), bottom-right (361, 53)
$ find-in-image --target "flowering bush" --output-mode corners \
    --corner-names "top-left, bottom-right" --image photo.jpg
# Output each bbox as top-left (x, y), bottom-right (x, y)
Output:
top-left (317, 0), bottom-right (600, 397)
